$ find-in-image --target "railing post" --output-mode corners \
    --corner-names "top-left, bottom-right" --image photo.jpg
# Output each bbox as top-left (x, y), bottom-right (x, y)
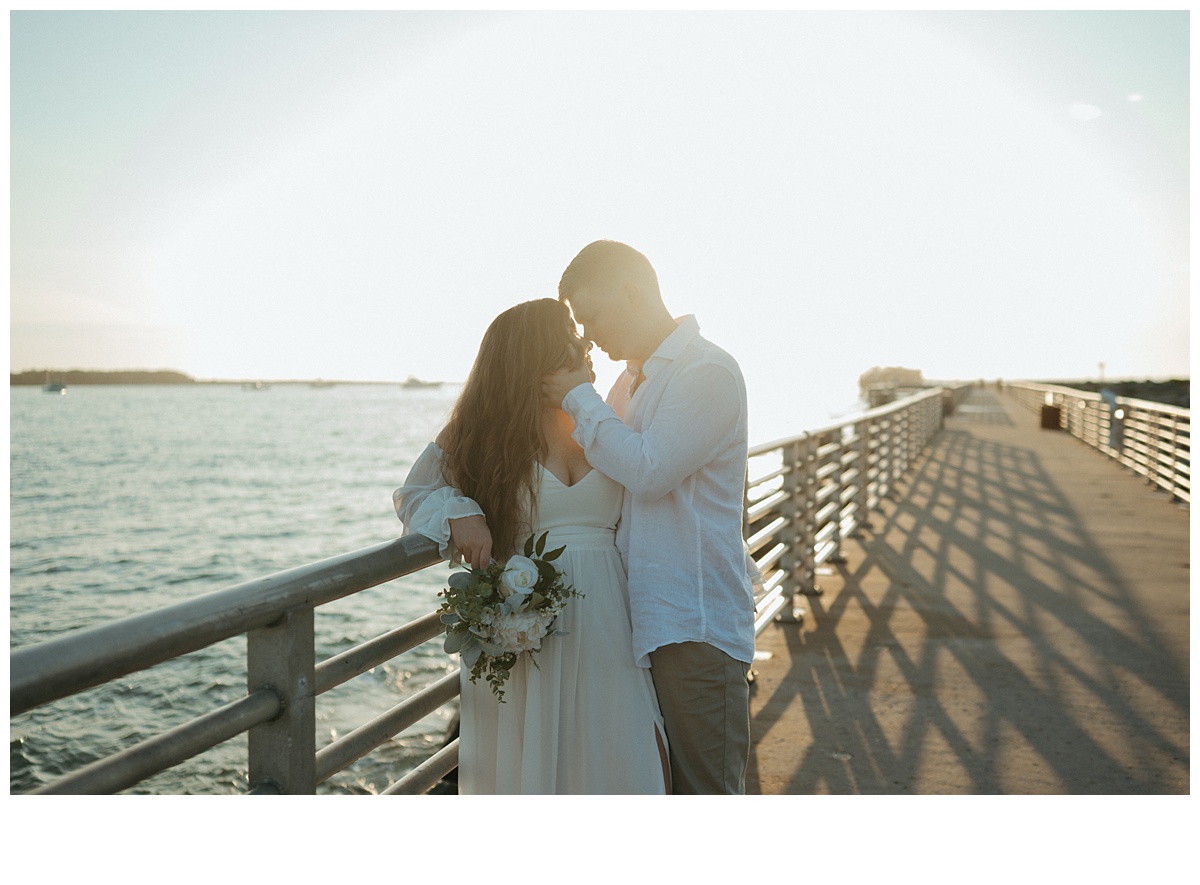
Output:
top-left (887, 411), bottom-right (898, 494)
top-left (247, 605), bottom-right (316, 794)
top-left (799, 437), bottom-right (819, 595)
top-left (859, 417), bottom-right (878, 520)
top-left (1178, 415), bottom-right (1185, 501)
top-left (758, 439), bottom-right (804, 618)
top-left (831, 428), bottom-right (846, 556)
top-left (780, 440), bottom-right (802, 593)
top-left (878, 413), bottom-right (892, 500)
top-left (916, 396), bottom-right (927, 451)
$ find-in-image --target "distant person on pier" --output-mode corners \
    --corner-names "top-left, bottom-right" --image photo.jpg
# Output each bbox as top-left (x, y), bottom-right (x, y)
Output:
top-left (540, 240), bottom-right (756, 794)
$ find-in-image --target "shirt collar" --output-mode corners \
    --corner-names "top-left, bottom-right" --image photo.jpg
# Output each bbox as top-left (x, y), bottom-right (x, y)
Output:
top-left (641, 315), bottom-right (698, 378)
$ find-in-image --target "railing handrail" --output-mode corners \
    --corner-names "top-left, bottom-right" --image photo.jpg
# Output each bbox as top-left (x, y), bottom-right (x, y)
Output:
top-left (743, 385), bottom-right (958, 619)
top-left (1008, 380), bottom-right (1191, 418)
top-left (1005, 380), bottom-right (1189, 504)
top-left (749, 386), bottom-right (952, 457)
top-left (10, 534), bottom-right (441, 716)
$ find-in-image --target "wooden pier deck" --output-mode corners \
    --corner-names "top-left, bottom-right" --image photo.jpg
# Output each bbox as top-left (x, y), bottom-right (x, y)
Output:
top-left (746, 387), bottom-right (1190, 795)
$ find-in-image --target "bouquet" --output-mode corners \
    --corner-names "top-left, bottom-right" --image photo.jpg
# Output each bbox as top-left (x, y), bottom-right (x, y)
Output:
top-left (438, 531), bottom-right (581, 701)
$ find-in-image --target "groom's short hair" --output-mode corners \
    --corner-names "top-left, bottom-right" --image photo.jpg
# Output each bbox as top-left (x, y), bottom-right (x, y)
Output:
top-left (558, 240), bottom-right (660, 305)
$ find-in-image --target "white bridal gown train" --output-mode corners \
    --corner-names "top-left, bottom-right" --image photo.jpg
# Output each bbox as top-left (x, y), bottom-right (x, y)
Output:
top-left (398, 446), bottom-right (668, 794)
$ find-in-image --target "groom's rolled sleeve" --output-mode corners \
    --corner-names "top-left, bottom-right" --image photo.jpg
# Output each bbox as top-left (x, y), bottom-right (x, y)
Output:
top-left (563, 364), bottom-right (740, 500)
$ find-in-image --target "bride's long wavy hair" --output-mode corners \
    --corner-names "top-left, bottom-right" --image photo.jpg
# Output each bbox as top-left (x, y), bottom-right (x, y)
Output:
top-left (438, 298), bottom-right (588, 559)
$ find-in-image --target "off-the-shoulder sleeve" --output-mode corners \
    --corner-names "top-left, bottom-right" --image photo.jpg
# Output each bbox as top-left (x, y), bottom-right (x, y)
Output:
top-left (393, 442), bottom-right (484, 561)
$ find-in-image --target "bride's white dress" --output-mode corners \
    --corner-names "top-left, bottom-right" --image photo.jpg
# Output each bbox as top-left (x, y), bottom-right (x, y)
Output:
top-left (395, 446), bottom-right (668, 795)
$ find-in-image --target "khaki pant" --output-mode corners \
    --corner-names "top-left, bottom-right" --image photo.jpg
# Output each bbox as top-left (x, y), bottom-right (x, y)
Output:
top-left (649, 641), bottom-right (751, 794)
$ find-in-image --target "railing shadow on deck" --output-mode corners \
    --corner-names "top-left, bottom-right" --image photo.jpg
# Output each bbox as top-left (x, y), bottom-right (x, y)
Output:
top-left (747, 393), bottom-right (1189, 794)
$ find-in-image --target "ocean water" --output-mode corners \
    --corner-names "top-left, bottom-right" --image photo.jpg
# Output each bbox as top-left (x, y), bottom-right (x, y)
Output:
top-left (9, 383), bottom-right (463, 795)
top-left (9, 380), bottom-right (865, 795)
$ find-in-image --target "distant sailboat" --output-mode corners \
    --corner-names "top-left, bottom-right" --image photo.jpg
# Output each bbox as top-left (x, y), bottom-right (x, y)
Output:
top-left (43, 372), bottom-right (67, 394)
top-left (242, 381), bottom-right (271, 391)
top-left (400, 375), bottom-right (442, 389)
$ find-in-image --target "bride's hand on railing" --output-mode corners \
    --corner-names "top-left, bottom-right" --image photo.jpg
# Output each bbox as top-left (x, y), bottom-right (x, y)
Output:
top-left (449, 514), bottom-right (493, 570)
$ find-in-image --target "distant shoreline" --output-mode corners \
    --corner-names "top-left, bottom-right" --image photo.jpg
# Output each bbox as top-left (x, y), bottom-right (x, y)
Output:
top-left (10, 370), bottom-right (453, 387)
top-left (1034, 378), bottom-right (1189, 409)
top-left (11, 369), bottom-right (198, 386)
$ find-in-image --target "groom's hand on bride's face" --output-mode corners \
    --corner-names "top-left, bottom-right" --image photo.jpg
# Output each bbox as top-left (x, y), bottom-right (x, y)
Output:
top-left (543, 365), bottom-right (593, 408)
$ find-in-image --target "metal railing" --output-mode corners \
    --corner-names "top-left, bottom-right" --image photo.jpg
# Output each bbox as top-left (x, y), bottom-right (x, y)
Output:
top-left (1007, 381), bottom-right (1190, 504)
top-left (11, 387), bottom-right (961, 794)
top-left (744, 386), bottom-right (959, 614)
top-left (10, 535), bottom-right (451, 795)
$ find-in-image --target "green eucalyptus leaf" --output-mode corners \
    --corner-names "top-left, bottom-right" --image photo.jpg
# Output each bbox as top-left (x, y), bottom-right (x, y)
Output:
top-left (444, 628), bottom-right (466, 654)
top-left (478, 640), bottom-right (503, 656)
top-left (542, 545), bottom-right (566, 561)
top-left (523, 535), bottom-right (535, 557)
top-left (461, 643), bottom-right (482, 668)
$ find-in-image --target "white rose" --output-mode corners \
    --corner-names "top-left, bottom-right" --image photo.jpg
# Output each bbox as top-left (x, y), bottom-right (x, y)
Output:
top-left (499, 555), bottom-right (539, 600)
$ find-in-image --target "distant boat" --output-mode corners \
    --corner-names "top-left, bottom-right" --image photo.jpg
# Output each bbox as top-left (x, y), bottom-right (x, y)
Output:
top-left (242, 381), bottom-right (271, 391)
top-left (43, 373), bottom-right (67, 394)
top-left (401, 376), bottom-right (443, 389)
top-left (309, 379), bottom-right (336, 389)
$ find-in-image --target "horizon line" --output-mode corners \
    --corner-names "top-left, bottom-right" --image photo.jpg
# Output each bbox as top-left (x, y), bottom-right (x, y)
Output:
top-left (9, 368), bottom-right (465, 385)
top-left (9, 367), bottom-right (1191, 385)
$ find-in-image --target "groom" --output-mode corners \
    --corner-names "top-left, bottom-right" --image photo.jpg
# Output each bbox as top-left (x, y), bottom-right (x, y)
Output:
top-left (541, 239), bottom-right (756, 794)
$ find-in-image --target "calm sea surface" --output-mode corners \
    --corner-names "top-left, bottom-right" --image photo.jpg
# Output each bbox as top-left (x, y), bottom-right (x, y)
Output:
top-left (10, 383), bottom-right (462, 794)
top-left (10, 381), bottom-right (863, 794)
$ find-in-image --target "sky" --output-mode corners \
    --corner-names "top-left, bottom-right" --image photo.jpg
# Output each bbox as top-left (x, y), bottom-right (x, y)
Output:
top-left (8, 8), bottom-right (1191, 442)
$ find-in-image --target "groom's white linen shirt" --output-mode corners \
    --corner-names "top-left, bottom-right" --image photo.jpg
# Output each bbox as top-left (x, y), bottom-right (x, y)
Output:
top-left (561, 315), bottom-right (756, 669)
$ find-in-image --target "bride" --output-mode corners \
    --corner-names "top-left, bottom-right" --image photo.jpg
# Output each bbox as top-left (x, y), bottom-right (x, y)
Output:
top-left (394, 298), bottom-right (670, 794)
